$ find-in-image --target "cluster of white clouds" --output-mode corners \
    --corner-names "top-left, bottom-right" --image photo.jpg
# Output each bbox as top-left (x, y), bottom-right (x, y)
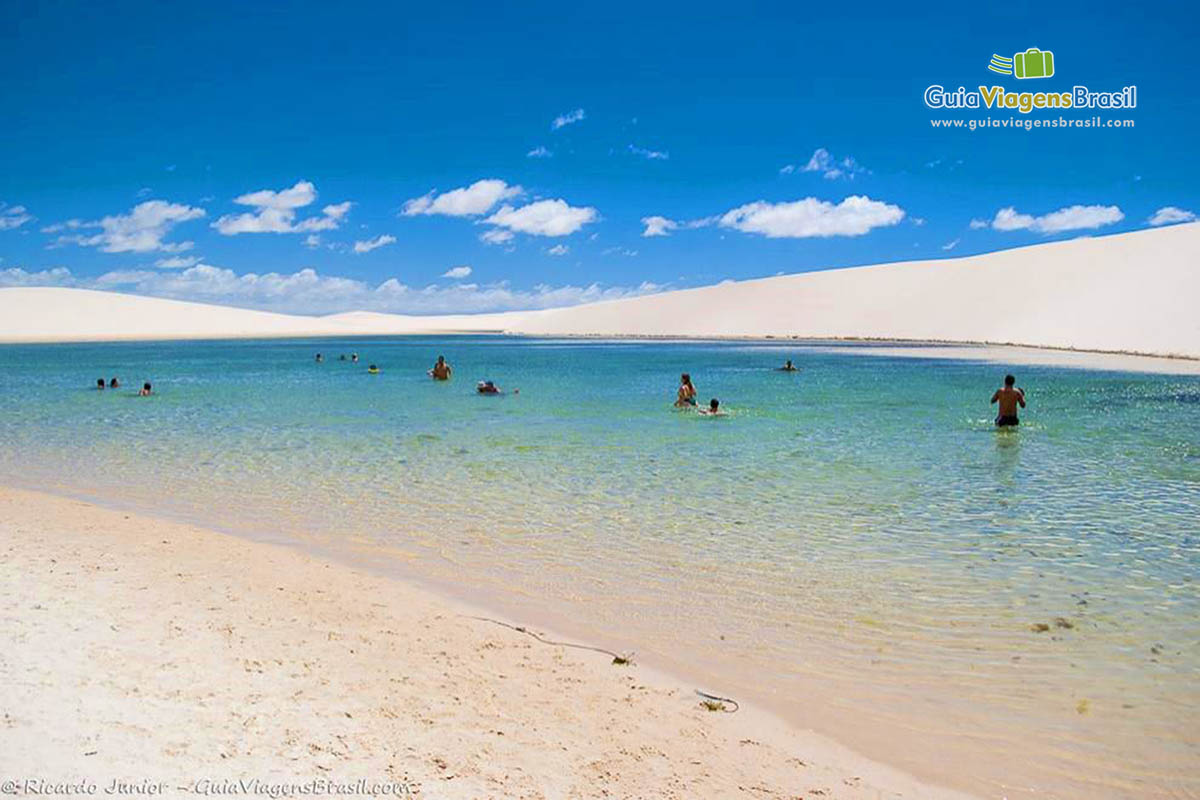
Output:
top-left (0, 203), bottom-right (33, 231)
top-left (780, 148), bottom-right (868, 180)
top-left (963, 204), bottom-right (1196, 236)
top-left (7, 147), bottom-right (1197, 317)
top-left (641, 196), bottom-right (905, 239)
top-left (212, 180), bottom-right (350, 235)
top-left (971, 204), bottom-right (1124, 234)
top-left (402, 178), bottom-right (597, 245)
top-left (0, 263), bottom-right (660, 315)
top-left (45, 200), bottom-right (206, 253)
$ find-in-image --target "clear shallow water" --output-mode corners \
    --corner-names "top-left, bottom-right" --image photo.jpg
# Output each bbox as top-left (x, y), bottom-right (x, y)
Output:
top-left (1, 337), bottom-right (1197, 798)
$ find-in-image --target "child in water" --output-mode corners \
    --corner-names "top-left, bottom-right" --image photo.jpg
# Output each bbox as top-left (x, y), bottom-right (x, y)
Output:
top-left (138, 382), bottom-right (152, 396)
top-left (674, 373), bottom-right (697, 407)
top-left (699, 398), bottom-right (726, 416)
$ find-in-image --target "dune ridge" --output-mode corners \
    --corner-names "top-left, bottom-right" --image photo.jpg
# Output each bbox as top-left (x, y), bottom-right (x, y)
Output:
top-left (2, 223), bottom-right (1197, 358)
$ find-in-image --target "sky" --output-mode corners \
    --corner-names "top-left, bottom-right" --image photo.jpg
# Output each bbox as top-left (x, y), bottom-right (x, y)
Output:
top-left (1, 0), bottom-right (1197, 314)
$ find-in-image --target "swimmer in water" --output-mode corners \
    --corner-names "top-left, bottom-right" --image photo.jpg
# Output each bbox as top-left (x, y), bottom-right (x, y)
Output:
top-left (778, 359), bottom-right (797, 372)
top-left (477, 380), bottom-right (501, 394)
top-left (429, 355), bottom-right (452, 380)
top-left (96, 378), bottom-right (106, 390)
top-left (109, 377), bottom-right (120, 388)
top-left (990, 373), bottom-right (1026, 427)
top-left (699, 397), bottom-right (726, 416)
top-left (674, 373), bottom-right (697, 407)
top-left (138, 382), bottom-right (152, 396)
top-left (315, 353), bottom-right (323, 363)
top-left (367, 364), bottom-right (380, 374)
top-left (352, 353), bottom-right (359, 363)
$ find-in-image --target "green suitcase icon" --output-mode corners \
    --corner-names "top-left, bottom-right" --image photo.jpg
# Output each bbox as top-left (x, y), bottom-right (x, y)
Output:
top-left (1014, 48), bottom-right (1054, 79)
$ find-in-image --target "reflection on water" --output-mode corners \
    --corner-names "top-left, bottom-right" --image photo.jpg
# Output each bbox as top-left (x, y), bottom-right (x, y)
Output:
top-left (0, 337), bottom-right (1197, 798)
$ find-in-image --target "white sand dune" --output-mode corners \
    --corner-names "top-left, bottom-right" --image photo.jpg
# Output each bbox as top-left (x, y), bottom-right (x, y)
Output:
top-left (2, 223), bottom-right (1197, 357)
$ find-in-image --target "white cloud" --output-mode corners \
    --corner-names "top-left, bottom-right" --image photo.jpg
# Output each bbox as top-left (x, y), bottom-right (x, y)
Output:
top-left (49, 200), bottom-right (205, 253)
top-left (402, 179), bottom-right (522, 217)
top-left (0, 266), bottom-right (74, 286)
top-left (969, 218), bottom-right (989, 230)
top-left (718, 196), bottom-right (905, 238)
top-left (1, 263), bottom-right (662, 315)
top-left (641, 215), bottom-right (679, 237)
top-left (303, 234), bottom-right (322, 249)
top-left (212, 181), bottom-right (350, 235)
top-left (484, 199), bottom-right (598, 237)
top-left (552, 108), bottom-right (585, 130)
top-left (527, 146), bottom-right (552, 158)
top-left (155, 255), bottom-right (201, 269)
top-left (602, 247), bottom-right (638, 257)
top-left (779, 164), bottom-right (796, 175)
top-left (990, 204), bottom-right (1123, 234)
top-left (442, 265), bottom-right (472, 279)
top-left (546, 244), bottom-right (569, 256)
top-left (479, 229), bottom-right (514, 246)
top-left (801, 148), bottom-right (868, 180)
top-left (628, 144), bottom-right (668, 160)
top-left (0, 203), bottom-right (34, 230)
top-left (1147, 206), bottom-right (1196, 226)
top-left (352, 234), bottom-right (396, 254)
top-left (941, 238), bottom-right (960, 251)
top-left (41, 219), bottom-right (83, 234)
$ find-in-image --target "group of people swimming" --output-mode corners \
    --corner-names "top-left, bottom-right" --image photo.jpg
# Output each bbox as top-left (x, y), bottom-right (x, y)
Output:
top-left (317, 351), bottom-right (1026, 425)
top-left (674, 360), bottom-right (1027, 426)
top-left (314, 352), bottom-right (514, 394)
top-left (95, 377), bottom-right (152, 396)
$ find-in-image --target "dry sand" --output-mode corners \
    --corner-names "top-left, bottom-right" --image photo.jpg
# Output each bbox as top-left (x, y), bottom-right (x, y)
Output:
top-left (0, 486), bottom-right (976, 799)
top-left (1, 223), bottom-right (1197, 360)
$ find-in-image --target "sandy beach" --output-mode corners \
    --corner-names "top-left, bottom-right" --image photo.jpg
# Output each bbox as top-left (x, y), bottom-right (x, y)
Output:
top-left (2, 223), bottom-right (1198, 361)
top-left (0, 486), bottom-right (975, 799)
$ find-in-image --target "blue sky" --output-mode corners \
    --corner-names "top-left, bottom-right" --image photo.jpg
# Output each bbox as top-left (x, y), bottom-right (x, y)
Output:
top-left (1, 0), bottom-right (1197, 313)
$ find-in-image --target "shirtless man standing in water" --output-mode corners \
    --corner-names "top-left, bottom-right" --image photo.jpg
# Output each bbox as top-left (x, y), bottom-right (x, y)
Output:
top-left (430, 355), bottom-right (452, 380)
top-left (991, 374), bottom-right (1026, 427)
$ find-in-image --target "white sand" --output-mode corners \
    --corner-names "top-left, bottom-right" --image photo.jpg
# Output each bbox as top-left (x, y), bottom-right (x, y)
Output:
top-left (2, 223), bottom-right (1197, 360)
top-left (0, 486), bottom-right (975, 799)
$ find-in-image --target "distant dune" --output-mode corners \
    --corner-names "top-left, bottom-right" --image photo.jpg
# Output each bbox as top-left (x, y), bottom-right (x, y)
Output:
top-left (2, 223), bottom-right (1197, 358)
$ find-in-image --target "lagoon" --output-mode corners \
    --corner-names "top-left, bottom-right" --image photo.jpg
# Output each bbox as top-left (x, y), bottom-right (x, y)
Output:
top-left (1, 336), bottom-right (1196, 798)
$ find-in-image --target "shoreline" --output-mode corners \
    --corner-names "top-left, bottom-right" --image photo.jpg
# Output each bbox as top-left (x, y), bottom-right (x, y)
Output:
top-left (0, 485), bottom-right (977, 800)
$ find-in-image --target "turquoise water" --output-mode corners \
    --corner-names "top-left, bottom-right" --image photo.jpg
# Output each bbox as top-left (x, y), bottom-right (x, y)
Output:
top-left (1, 337), bottom-right (1197, 797)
